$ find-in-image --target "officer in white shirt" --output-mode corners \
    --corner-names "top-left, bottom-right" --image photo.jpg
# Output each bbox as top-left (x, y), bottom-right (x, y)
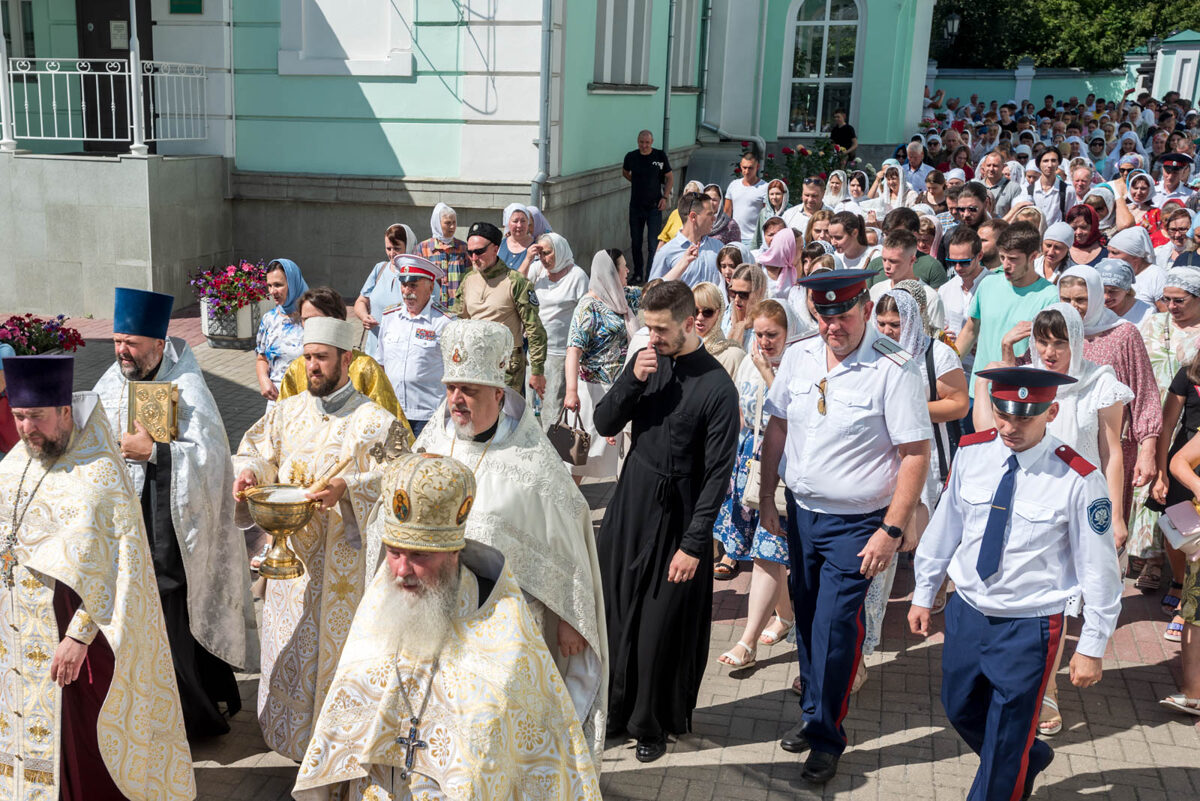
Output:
top-left (759, 269), bottom-right (932, 784)
top-left (1153, 152), bottom-right (1195, 208)
top-left (377, 254), bottom-right (455, 437)
top-left (909, 366), bottom-right (1122, 801)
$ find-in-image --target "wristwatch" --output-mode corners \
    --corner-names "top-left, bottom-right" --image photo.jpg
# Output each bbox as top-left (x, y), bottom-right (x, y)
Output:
top-left (882, 524), bottom-right (904, 539)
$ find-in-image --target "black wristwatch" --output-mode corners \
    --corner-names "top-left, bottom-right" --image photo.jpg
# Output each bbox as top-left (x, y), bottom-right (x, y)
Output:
top-left (882, 524), bottom-right (904, 539)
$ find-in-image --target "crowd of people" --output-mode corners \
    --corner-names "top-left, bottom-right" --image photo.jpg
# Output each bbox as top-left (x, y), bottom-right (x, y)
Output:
top-left (1, 85), bottom-right (1199, 801)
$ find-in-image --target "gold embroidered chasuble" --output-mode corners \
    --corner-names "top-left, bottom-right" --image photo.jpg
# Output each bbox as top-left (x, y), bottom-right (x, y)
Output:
top-left (233, 389), bottom-right (395, 761)
top-left (0, 394), bottom-right (194, 800)
top-left (292, 545), bottom-right (601, 801)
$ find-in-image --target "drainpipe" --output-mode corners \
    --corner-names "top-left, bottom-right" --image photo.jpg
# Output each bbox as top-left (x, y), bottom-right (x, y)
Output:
top-left (695, 1), bottom-right (765, 160)
top-left (0, 23), bottom-right (16, 151)
top-left (662, 0), bottom-right (677, 154)
top-left (751, 0), bottom-right (767, 141)
top-left (127, 0), bottom-right (149, 155)
top-left (529, 0), bottom-right (553, 206)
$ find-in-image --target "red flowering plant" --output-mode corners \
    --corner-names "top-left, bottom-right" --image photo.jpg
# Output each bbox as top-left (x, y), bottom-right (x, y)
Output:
top-left (0, 314), bottom-right (86, 355)
top-left (189, 260), bottom-right (269, 319)
top-left (731, 138), bottom-right (861, 187)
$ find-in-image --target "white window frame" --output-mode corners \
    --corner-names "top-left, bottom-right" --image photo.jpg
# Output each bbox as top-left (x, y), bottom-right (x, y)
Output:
top-left (278, 0), bottom-right (415, 77)
top-left (1, 0), bottom-right (34, 59)
top-left (592, 0), bottom-right (654, 89)
top-left (777, 0), bottom-right (866, 138)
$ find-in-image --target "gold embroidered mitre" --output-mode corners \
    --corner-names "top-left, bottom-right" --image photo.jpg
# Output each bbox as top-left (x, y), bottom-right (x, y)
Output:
top-left (380, 453), bottom-right (475, 552)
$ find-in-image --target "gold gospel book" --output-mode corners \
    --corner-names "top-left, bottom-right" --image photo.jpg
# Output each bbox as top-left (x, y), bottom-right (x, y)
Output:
top-left (127, 381), bottom-right (179, 443)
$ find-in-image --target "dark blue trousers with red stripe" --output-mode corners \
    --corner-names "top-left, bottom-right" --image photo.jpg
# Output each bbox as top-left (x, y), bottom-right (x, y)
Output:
top-left (785, 494), bottom-right (881, 756)
top-left (942, 593), bottom-right (1061, 801)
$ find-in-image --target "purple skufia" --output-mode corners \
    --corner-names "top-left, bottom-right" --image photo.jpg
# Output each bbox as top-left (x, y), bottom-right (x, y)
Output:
top-left (3, 355), bottom-right (74, 408)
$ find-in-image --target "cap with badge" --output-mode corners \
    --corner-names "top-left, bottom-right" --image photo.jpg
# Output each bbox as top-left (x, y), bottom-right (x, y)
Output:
top-left (303, 317), bottom-right (358, 351)
top-left (794, 269), bottom-right (878, 316)
top-left (2, 354), bottom-right (74, 408)
top-left (379, 452), bottom-right (476, 552)
top-left (466, 221), bottom-right (502, 247)
top-left (392, 254), bottom-right (446, 283)
top-left (114, 287), bottom-right (174, 340)
top-left (1160, 152), bottom-right (1194, 171)
top-left (977, 366), bottom-right (1077, 417)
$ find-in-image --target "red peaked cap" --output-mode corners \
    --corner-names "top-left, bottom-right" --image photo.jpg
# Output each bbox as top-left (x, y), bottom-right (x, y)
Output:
top-left (794, 269), bottom-right (878, 315)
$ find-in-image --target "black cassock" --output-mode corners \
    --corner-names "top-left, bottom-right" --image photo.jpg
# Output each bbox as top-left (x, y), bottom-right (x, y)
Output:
top-left (595, 345), bottom-right (739, 740)
top-left (142, 444), bottom-right (241, 738)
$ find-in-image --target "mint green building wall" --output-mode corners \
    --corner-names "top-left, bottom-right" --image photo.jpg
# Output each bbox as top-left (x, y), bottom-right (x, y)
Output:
top-left (755, 0), bottom-right (922, 145)
top-left (1030, 75), bottom-right (1128, 102)
top-left (558, 0), bottom-right (701, 177)
top-left (17, 0), bottom-right (80, 154)
top-left (930, 77), bottom-right (1016, 105)
top-left (232, 0), bottom-right (462, 177)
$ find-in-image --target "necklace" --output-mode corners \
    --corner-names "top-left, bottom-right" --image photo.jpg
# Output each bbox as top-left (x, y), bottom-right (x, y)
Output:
top-left (390, 644), bottom-right (446, 784)
top-left (3, 457), bottom-right (58, 588)
top-left (448, 427), bottom-right (496, 473)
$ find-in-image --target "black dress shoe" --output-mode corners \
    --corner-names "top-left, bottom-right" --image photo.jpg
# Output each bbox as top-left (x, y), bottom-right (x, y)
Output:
top-left (635, 737), bottom-right (667, 763)
top-left (1021, 747), bottom-right (1054, 799)
top-left (801, 750), bottom-right (839, 783)
top-left (779, 722), bottom-right (811, 753)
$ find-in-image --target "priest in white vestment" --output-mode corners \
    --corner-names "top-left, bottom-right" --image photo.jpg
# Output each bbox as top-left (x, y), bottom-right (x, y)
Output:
top-left (233, 317), bottom-right (403, 760)
top-left (93, 287), bottom-right (258, 736)
top-left (393, 319), bottom-right (608, 755)
top-left (294, 452), bottom-right (601, 801)
top-left (0, 355), bottom-right (195, 801)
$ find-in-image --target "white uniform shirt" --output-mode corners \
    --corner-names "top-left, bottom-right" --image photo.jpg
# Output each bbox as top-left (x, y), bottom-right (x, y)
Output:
top-left (1152, 181), bottom-right (1194, 208)
top-left (913, 430), bottom-right (1123, 657)
top-left (765, 325), bottom-right (932, 515)
top-left (377, 297), bottom-right (454, 422)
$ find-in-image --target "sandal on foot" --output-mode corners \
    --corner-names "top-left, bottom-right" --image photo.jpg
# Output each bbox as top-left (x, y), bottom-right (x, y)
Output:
top-left (1163, 582), bottom-right (1184, 615)
top-left (713, 557), bottom-right (739, 581)
top-left (1165, 619), bottom-right (1185, 643)
top-left (759, 616), bottom-right (795, 646)
top-left (717, 641), bottom-right (756, 669)
top-left (1159, 693), bottom-right (1200, 716)
top-left (250, 543), bottom-right (270, 572)
top-left (1037, 697), bottom-right (1062, 737)
top-left (1135, 561), bottom-right (1162, 592)
top-left (791, 675), bottom-right (804, 696)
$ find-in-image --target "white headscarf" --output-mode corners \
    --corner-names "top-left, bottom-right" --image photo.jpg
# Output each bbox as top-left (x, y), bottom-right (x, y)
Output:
top-left (1126, 170), bottom-right (1156, 206)
top-left (1108, 226), bottom-right (1155, 261)
top-left (589, 250), bottom-right (638, 338)
top-left (526, 206), bottom-right (553, 237)
top-left (1166, 265), bottom-right (1200, 297)
top-left (502, 203), bottom-right (528, 231)
top-left (878, 160), bottom-right (909, 210)
top-left (429, 203), bottom-right (457, 246)
top-left (824, 170), bottom-right (849, 205)
top-left (389, 222), bottom-right (417, 254)
top-left (879, 288), bottom-right (931, 357)
top-left (1083, 185), bottom-right (1117, 230)
top-left (1030, 302), bottom-right (1086, 393)
top-left (534, 232), bottom-right (576, 278)
top-left (724, 240), bottom-right (755, 266)
top-left (1005, 160), bottom-right (1025, 183)
top-left (1044, 221), bottom-right (1074, 246)
top-left (1061, 264), bottom-right (1127, 336)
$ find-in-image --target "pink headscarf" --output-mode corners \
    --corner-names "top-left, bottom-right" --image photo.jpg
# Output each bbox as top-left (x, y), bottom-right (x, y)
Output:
top-left (757, 227), bottom-right (797, 298)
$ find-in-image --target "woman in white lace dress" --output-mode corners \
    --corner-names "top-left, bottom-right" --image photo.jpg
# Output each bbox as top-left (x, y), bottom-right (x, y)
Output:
top-left (978, 302), bottom-right (1133, 736)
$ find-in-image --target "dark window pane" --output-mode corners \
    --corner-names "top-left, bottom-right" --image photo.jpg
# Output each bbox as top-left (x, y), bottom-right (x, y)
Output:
top-left (793, 26), bottom-right (822, 79)
top-left (829, 0), bottom-right (858, 21)
top-left (826, 25), bottom-right (855, 78)
top-left (821, 83), bottom-right (852, 132)
top-left (790, 84), bottom-right (819, 133)
top-left (797, 0), bottom-right (826, 23)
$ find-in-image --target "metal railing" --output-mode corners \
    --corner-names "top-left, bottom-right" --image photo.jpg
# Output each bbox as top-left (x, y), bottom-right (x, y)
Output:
top-left (1, 56), bottom-right (206, 146)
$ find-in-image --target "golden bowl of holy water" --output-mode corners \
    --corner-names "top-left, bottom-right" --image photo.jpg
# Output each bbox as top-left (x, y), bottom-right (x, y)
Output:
top-left (242, 484), bottom-right (317, 580)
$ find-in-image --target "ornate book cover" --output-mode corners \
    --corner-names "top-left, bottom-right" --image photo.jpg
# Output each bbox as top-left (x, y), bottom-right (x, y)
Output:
top-left (127, 381), bottom-right (179, 443)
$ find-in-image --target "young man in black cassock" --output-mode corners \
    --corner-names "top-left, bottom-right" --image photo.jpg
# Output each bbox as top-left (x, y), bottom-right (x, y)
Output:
top-left (594, 280), bottom-right (740, 763)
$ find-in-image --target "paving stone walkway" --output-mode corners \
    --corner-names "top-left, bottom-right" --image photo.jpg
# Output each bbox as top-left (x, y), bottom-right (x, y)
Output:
top-left (36, 309), bottom-right (1200, 798)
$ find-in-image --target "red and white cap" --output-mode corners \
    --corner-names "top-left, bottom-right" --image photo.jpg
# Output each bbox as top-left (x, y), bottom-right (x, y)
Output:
top-left (392, 254), bottom-right (445, 282)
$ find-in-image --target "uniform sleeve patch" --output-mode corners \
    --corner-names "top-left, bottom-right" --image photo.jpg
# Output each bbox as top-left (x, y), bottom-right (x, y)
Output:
top-left (527, 289), bottom-right (539, 307)
top-left (1087, 498), bottom-right (1112, 535)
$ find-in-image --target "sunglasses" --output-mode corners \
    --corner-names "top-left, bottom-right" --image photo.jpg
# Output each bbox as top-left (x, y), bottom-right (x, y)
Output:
top-left (694, 307), bottom-right (717, 319)
top-left (730, 290), bottom-right (752, 300)
top-left (944, 257), bottom-right (974, 266)
top-left (466, 245), bottom-right (492, 256)
top-left (803, 177), bottom-right (823, 185)
top-left (816, 378), bottom-right (828, 416)
top-left (957, 205), bottom-right (982, 214)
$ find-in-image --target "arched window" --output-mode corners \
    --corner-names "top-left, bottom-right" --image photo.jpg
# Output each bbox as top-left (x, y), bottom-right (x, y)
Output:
top-left (785, 0), bottom-right (859, 134)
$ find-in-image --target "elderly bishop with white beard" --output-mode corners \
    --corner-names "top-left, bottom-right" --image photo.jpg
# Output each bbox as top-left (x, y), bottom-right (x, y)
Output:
top-left (395, 318), bottom-right (609, 754)
top-left (294, 453), bottom-right (601, 800)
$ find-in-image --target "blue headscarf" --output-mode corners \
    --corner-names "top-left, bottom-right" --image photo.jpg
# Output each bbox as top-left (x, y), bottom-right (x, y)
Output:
top-left (269, 258), bottom-right (309, 314)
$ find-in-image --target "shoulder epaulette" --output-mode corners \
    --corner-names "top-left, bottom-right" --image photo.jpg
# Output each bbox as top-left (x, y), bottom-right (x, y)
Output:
top-left (872, 337), bottom-right (913, 366)
top-left (958, 428), bottom-right (997, 447)
top-left (381, 302), bottom-right (404, 316)
top-left (431, 300), bottom-right (455, 317)
top-left (1054, 443), bottom-right (1097, 476)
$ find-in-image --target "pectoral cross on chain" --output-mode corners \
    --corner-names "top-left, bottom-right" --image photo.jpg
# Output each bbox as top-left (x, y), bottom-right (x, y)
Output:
top-left (394, 716), bottom-right (427, 780)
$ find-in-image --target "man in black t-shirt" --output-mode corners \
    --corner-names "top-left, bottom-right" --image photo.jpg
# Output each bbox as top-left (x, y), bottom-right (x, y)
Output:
top-left (622, 130), bottom-right (673, 283)
top-left (828, 109), bottom-right (856, 164)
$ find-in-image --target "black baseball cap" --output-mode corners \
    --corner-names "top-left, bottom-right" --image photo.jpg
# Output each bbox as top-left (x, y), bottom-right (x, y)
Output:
top-left (467, 221), bottom-right (502, 246)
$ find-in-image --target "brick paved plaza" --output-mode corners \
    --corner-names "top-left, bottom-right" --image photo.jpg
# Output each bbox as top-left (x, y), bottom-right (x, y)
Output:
top-left (51, 310), bottom-right (1200, 800)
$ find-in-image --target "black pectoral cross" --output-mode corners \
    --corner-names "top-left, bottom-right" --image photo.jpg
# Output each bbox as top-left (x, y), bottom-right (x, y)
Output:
top-left (394, 716), bottom-right (427, 780)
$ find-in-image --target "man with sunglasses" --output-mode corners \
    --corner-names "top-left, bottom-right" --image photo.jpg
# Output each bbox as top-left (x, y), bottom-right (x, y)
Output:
top-left (453, 221), bottom-right (548, 397)
top-left (757, 269), bottom-right (931, 784)
top-left (976, 153), bottom-right (1021, 218)
top-left (1153, 152), bottom-right (1195, 208)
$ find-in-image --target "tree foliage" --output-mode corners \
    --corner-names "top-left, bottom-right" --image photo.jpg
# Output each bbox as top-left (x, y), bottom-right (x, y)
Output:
top-left (930, 1), bottom-right (1200, 71)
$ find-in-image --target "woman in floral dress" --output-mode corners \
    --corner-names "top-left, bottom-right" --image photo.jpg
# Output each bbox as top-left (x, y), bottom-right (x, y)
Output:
top-left (564, 250), bottom-right (641, 481)
top-left (255, 258), bottom-right (308, 408)
top-left (713, 299), bottom-right (806, 670)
